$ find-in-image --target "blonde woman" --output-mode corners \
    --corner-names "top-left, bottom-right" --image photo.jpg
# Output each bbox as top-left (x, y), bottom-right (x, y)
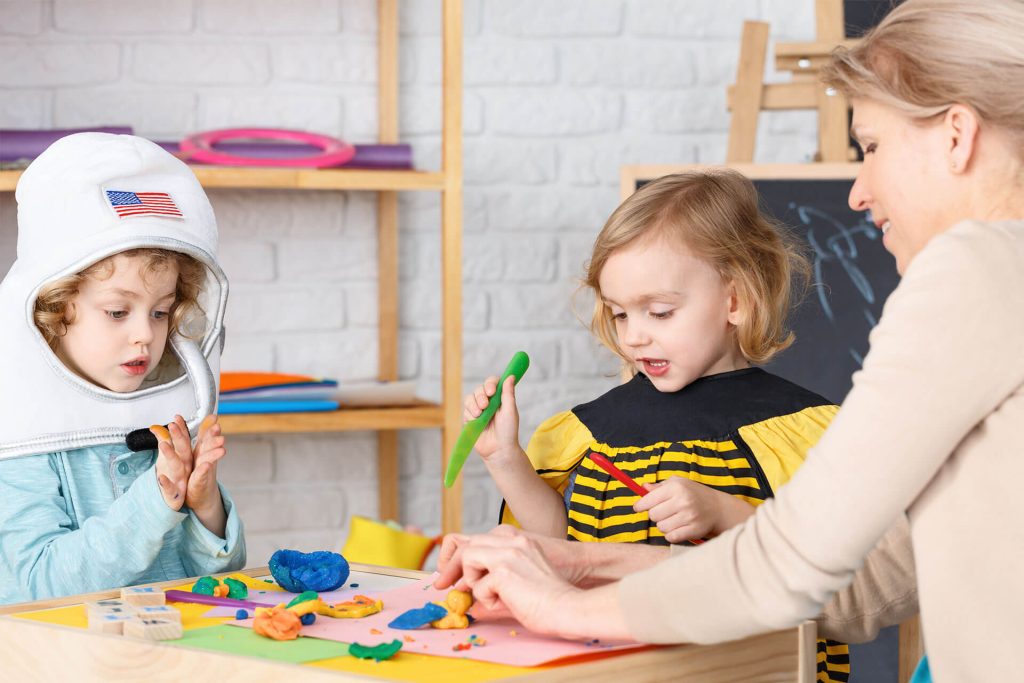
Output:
top-left (437, 1), bottom-right (1024, 680)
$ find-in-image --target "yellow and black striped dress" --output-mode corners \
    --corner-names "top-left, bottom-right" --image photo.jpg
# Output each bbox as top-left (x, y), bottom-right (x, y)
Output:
top-left (500, 367), bottom-right (850, 683)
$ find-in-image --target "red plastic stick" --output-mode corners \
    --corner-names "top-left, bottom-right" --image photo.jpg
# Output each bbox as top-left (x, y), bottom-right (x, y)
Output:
top-left (587, 452), bottom-right (704, 545)
top-left (588, 452), bottom-right (647, 496)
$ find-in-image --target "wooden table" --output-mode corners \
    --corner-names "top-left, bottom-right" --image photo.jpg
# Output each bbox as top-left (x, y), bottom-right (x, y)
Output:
top-left (0, 563), bottom-right (817, 682)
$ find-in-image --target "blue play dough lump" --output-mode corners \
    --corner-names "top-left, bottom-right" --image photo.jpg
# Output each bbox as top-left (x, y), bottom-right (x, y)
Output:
top-left (388, 602), bottom-right (448, 630)
top-left (268, 549), bottom-right (350, 592)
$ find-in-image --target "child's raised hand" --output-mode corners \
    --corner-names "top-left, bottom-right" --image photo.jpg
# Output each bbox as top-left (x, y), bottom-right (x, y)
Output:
top-left (151, 420), bottom-right (192, 511)
top-left (184, 414), bottom-right (226, 516)
top-left (633, 476), bottom-right (752, 544)
top-left (463, 375), bottom-right (521, 461)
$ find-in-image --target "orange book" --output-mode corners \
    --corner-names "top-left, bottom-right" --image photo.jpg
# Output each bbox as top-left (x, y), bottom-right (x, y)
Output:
top-left (220, 371), bottom-right (331, 394)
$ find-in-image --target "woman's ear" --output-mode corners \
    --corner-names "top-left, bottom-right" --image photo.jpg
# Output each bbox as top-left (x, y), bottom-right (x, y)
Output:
top-left (944, 104), bottom-right (980, 174)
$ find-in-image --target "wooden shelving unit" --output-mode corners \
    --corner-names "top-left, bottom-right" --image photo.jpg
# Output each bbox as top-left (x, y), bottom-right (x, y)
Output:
top-left (0, 0), bottom-right (465, 534)
top-left (221, 402), bottom-right (446, 435)
top-left (0, 168), bottom-right (446, 192)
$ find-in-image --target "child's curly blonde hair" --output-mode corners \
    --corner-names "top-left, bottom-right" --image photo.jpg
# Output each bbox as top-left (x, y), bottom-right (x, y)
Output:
top-left (584, 169), bottom-right (810, 367)
top-left (33, 248), bottom-right (207, 351)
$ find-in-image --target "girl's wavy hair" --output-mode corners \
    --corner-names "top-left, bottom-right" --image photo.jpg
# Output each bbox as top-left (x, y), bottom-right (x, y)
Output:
top-left (582, 169), bottom-right (810, 367)
top-left (821, 0), bottom-right (1024, 157)
top-left (33, 248), bottom-right (207, 351)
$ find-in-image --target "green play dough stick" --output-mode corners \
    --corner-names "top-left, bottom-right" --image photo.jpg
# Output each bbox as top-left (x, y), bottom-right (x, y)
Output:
top-left (349, 639), bottom-right (403, 661)
top-left (444, 351), bottom-right (530, 488)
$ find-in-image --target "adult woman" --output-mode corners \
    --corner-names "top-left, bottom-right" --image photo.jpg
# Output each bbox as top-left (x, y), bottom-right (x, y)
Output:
top-left (435, 1), bottom-right (1024, 679)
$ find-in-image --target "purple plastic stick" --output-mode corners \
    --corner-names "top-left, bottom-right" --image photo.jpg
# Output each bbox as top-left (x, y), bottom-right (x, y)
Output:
top-left (164, 589), bottom-right (276, 610)
top-left (156, 141), bottom-right (413, 169)
top-left (0, 127), bottom-right (133, 161)
top-left (0, 129), bottom-right (413, 169)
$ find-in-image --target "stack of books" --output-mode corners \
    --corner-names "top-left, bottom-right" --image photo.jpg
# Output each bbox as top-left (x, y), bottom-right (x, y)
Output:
top-left (218, 372), bottom-right (339, 415)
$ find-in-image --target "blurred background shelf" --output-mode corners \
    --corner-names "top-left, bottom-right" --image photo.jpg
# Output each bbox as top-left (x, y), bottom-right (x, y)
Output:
top-left (0, 167), bottom-right (446, 192)
top-left (219, 401), bottom-right (445, 435)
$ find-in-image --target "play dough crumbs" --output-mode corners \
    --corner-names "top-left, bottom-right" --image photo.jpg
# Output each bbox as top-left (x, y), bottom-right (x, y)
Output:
top-left (370, 628), bottom-right (382, 635)
top-left (403, 635), bottom-right (415, 642)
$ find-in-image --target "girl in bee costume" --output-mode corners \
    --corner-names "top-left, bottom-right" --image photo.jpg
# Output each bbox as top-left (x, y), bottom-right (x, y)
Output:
top-left (468, 170), bottom-right (848, 681)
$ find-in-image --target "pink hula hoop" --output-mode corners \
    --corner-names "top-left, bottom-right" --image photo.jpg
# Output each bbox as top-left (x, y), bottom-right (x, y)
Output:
top-left (179, 128), bottom-right (356, 168)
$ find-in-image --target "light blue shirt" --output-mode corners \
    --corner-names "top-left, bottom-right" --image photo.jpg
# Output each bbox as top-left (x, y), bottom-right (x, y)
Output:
top-left (0, 444), bottom-right (245, 604)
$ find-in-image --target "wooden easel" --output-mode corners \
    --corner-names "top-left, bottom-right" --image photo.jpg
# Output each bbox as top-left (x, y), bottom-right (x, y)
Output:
top-left (726, 0), bottom-right (856, 162)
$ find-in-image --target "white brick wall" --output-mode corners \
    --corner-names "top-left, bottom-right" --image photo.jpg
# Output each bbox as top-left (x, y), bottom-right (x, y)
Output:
top-left (0, 0), bottom-right (819, 565)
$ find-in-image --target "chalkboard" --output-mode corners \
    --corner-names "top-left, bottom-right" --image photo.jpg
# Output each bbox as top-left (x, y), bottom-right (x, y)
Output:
top-left (621, 164), bottom-right (899, 404)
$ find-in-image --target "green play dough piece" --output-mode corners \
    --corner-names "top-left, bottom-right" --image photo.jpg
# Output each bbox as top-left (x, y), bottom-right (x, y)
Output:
top-left (349, 639), bottom-right (403, 662)
top-left (224, 577), bottom-right (248, 599)
top-left (192, 576), bottom-right (220, 596)
top-left (286, 590), bottom-right (319, 609)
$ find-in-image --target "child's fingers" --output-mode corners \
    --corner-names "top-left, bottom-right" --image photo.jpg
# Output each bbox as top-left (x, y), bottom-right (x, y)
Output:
top-left (157, 473), bottom-right (174, 496)
top-left (168, 416), bottom-right (193, 472)
top-left (195, 417), bottom-right (220, 451)
top-left (158, 471), bottom-right (185, 503)
top-left (149, 424), bottom-right (171, 443)
top-left (195, 447), bottom-right (226, 469)
top-left (463, 392), bottom-right (482, 420)
top-left (633, 484), bottom-right (670, 512)
top-left (196, 432), bottom-right (225, 459)
top-left (662, 521), bottom-right (705, 545)
top-left (473, 385), bottom-right (492, 412)
top-left (158, 440), bottom-right (189, 482)
top-left (198, 414), bottom-right (217, 439)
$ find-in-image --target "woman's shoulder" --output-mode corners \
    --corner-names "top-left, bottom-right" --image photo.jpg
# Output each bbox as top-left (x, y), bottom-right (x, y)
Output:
top-left (917, 218), bottom-right (1024, 280)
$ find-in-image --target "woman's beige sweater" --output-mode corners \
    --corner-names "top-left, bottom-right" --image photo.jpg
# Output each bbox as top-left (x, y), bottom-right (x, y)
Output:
top-left (619, 219), bottom-right (1024, 681)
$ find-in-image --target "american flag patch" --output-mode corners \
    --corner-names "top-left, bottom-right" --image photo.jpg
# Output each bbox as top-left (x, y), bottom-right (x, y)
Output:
top-left (105, 190), bottom-right (183, 219)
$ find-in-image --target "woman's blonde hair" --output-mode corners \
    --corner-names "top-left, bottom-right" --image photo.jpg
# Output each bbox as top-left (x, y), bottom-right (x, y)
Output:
top-left (821, 0), bottom-right (1024, 155)
top-left (584, 169), bottom-right (810, 366)
top-left (33, 248), bottom-right (207, 350)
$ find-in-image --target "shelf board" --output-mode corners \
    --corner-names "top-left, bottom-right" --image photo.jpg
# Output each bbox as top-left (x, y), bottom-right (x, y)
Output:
top-left (0, 167), bottom-right (446, 192)
top-left (219, 400), bottom-right (445, 435)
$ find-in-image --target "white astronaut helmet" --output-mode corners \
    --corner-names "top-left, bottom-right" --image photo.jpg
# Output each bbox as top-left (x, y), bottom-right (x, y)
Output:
top-left (0, 133), bottom-right (227, 459)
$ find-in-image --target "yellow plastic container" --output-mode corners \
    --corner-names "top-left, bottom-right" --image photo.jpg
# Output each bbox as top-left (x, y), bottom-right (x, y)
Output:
top-left (341, 516), bottom-right (438, 570)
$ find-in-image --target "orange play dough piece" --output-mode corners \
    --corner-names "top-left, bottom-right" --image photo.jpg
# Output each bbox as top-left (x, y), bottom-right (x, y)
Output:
top-left (253, 606), bottom-right (302, 641)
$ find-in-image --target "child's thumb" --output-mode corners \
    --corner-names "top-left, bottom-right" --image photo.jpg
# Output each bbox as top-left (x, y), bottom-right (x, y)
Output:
top-left (501, 375), bottom-right (518, 407)
top-left (157, 473), bottom-right (179, 500)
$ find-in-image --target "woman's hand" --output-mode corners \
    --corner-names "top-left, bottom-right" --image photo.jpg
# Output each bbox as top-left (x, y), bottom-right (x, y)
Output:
top-left (634, 477), bottom-right (755, 544)
top-left (463, 375), bottom-right (521, 462)
top-left (435, 525), bottom-right (609, 591)
top-left (434, 527), bottom-right (631, 639)
top-left (184, 414), bottom-right (227, 537)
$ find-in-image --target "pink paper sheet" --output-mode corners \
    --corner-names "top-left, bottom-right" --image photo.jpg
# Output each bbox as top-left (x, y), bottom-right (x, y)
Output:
top-left (227, 575), bottom-right (644, 667)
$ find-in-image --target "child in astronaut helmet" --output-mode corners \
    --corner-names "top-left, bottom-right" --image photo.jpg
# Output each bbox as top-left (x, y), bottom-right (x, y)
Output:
top-left (0, 133), bottom-right (245, 604)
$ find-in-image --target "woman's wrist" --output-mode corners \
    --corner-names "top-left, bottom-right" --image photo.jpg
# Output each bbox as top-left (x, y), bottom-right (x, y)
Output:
top-left (551, 582), bottom-right (632, 641)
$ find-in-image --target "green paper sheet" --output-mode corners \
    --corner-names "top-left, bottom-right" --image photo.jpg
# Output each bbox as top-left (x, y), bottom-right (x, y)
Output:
top-left (174, 625), bottom-right (350, 663)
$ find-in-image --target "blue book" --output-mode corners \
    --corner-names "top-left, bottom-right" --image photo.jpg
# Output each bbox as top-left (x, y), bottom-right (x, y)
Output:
top-left (218, 400), bottom-right (340, 415)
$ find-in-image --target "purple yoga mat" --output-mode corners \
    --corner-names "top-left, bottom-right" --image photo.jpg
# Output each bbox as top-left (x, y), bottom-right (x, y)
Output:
top-left (0, 128), bottom-right (413, 169)
top-left (158, 141), bottom-right (413, 169)
top-left (0, 127), bottom-right (133, 161)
